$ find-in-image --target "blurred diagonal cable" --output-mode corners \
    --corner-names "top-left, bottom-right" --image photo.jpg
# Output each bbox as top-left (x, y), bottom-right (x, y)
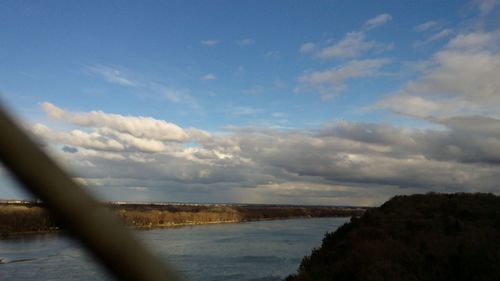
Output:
top-left (0, 103), bottom-right (183, 281)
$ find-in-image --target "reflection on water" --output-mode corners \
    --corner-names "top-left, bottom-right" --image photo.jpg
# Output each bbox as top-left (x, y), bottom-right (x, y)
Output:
top-left (0, 217), bottom-right (349, 281)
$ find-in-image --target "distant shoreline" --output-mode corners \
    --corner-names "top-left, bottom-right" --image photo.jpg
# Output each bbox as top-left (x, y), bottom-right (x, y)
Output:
top-left (0, 202), bottom-right (367, 237)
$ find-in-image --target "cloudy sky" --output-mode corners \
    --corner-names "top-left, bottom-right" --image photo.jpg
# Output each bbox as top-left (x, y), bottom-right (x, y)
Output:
top-left (1, 0), bottom-right (499, 206)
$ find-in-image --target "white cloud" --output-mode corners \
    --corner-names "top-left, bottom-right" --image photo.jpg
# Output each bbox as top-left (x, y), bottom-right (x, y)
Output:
top-left (378, 30), bottom-right (500, 118)
top-left (87, 65), bottom-right (135, 86)
top-left (299, 42), bottom-right (316, 53)
top-left (298, 59), bottom-right (390, 98)
top-left (446, 30), bottom-right (499, 50)
top-left (299, 17), bottom-right (393, 97)
top-left (475, 0), bottom-right (500, 15)
top-left (200, 73), bottom-right (216, 81)
top-left (425, 28), bottom-right (454, 42)
top-left (415, 21), bottom-right (439, 32)
top-left (317, 32), bottom-right (391, 60)
top-left (98, 128), bottom-right (167, 153)
top-left (32, 123), bottom-right (125, 151)
top-left (377, 95), bottom-right (437, 118)
top-left (414, 28), bottom-right (454, 48)
top-left (364, 13), bottom-right (392, 29)
top-left (201, 39), bottom-right (221, 46)
top-left (236, 38), bottom-right (255, 46)
top-left (162, 87), bottom-right (199, 109)
top-left (40, 102), bottom-right (189, 142)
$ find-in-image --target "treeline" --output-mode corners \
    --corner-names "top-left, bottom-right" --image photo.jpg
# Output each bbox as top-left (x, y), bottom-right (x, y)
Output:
top-left (0, 203), bottom-right (365, 236)
top-left (285, 193), bottom-right (500, 281)
top-left (234, 206), bottom-right (364, 221)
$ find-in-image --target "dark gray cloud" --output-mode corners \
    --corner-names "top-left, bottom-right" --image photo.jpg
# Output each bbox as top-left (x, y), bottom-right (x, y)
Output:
top-left (62, 146), bottom-right (78, 153)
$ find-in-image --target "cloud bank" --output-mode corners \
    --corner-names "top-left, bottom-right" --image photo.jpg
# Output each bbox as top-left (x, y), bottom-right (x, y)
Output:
top-left (29, 97), bottom-right (500, 206)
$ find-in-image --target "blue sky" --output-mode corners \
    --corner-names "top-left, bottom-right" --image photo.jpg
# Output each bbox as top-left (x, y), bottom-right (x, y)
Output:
top-left (1, 0), bottom-right (465, 128)
top-left (1, 0), bottom-right (500, 205)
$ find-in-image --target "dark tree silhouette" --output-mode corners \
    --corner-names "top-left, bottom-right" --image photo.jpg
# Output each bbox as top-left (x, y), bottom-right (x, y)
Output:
top-left (285, 193), bottom-right (500, 281)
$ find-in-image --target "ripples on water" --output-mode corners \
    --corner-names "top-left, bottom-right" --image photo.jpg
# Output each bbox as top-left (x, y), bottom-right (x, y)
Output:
top-left (0, 217), bottom-right (349, 281)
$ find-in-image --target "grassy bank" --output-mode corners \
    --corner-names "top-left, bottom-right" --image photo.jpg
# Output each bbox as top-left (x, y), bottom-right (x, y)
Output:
top-left (0, 202), bottom-right (365, 236)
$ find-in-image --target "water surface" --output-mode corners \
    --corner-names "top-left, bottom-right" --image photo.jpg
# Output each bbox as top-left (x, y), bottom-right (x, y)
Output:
top-left (0, 217), bottom-right (349, 281)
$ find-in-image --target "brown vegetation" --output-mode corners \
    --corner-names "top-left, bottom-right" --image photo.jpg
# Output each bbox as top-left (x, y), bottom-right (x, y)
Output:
top-left (0, 204), bottom-right (58, 235)
top-left (114, 206), bottom-right (242, 228)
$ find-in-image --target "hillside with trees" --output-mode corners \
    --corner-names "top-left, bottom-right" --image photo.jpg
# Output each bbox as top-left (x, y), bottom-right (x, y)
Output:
top-left (285, 193), bottom-right (500, 281)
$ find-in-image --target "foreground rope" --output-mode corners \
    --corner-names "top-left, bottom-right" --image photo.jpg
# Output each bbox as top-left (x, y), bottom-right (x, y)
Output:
top-left (0, 103), bottom-right (183, 281)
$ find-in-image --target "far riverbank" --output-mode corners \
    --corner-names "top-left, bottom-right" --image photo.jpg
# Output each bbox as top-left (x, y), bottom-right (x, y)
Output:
top-left (0, 201), bottom-right (367, 237)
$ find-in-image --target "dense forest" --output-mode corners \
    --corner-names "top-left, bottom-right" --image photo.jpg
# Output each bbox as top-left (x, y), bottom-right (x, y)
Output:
top-left (0, 202), bottom-right (365, 236)
top-left (285, 193), bottom-right (500, 281)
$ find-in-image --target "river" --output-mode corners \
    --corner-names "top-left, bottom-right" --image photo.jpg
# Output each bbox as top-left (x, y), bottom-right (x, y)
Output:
top-left (0, 217), bottom-right (349, 281)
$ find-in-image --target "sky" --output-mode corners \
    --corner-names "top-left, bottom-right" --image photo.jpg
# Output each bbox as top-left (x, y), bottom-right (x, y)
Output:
top-left (1, 0), bottom-right (499, 206)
